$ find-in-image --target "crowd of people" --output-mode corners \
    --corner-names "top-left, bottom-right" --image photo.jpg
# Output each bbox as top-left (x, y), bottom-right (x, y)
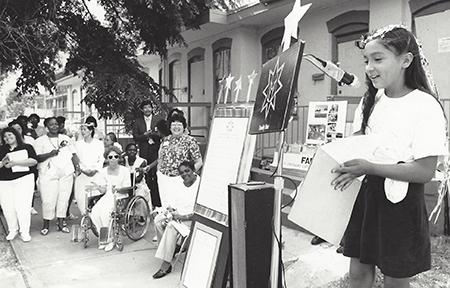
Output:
top-left (0, 103), bottom-right (202, 279)
top-left (1, 25), bottom-right (446, 287)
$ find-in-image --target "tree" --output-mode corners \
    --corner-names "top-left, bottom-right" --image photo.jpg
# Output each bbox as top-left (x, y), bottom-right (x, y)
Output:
top-left (4, 91), bottom-right (34, 118)
top-left (0, 0), bottom-right (234, 131)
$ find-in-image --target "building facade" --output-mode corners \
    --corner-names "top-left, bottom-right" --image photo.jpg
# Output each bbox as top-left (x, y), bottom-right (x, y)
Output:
top-left (53, 0), bottom-right (450, 153)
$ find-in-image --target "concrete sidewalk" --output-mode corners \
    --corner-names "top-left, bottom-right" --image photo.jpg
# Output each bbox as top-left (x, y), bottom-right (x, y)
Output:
top-left (1, 196), bottom-right (349, 288)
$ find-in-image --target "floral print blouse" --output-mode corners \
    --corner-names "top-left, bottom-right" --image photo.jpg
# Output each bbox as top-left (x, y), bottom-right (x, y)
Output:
top-left (158, 134), bottom-right (201, 176)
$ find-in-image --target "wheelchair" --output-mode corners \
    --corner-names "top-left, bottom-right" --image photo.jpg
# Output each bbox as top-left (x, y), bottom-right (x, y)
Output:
top-left (80, 170), bottom-right (151, 250)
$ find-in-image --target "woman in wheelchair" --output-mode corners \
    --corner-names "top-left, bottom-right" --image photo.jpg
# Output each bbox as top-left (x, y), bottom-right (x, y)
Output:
top-left (87, 146), bottom-right (131, 252)
top-left (153, 161), bottom-right (200, 279)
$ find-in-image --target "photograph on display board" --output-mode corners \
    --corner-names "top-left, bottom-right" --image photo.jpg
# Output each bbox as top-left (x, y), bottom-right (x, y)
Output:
top-left (327, 122), bottom-right (337, 132)
top-left (314, 105), bottom-right (328, 118)
top-left (305, 101), bottom-right (347, 145)
top-left (307, 124), bottom-right (326, 142)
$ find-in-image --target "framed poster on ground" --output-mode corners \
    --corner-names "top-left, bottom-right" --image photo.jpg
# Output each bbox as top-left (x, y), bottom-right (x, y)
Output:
top-left (181, 222), bottom-right (223, 288)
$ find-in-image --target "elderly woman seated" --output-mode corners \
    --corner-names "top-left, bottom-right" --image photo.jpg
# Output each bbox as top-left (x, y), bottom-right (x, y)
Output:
top-left (87, 146), bottom-right (131, 252)
top-left (152, 161), bottom-right (199, 279)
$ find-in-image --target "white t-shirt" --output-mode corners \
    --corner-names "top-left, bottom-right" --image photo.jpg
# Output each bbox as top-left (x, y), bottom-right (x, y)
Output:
top-left (353, 89), bottom-right (447, 203)
top-left (75, 139), bottom-right (105, 172)
top-left (34, 134), bottom-right (76, 176)
top-left (97, 165), bottom-right (132, 199)
top-left (353, 89), bottom-right (447, 161)
top-left (167, 176), bottom-right (200, 216)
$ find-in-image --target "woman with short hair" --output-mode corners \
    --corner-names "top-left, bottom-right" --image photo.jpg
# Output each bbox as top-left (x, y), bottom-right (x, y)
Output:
top-left (153, 161), bottom-right (199, 279)
top-left (156, 114), bottom-right (202, 207)
top-left (90, 146), bottom-right (131, 252)
top-left (34, 117), bottom-right (78, 235)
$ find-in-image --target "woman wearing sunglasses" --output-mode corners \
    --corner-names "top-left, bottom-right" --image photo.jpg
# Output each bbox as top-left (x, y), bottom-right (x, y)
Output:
top-left (74, 123), bottom-right (105, 215)
top-left (89, 146), bottom-right (131, 252)
top-left (34, 117), bottom-right (78, 236)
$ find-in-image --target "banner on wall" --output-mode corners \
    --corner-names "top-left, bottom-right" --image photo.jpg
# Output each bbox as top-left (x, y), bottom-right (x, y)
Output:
top-left (305, 101), bottom-right (347, 145)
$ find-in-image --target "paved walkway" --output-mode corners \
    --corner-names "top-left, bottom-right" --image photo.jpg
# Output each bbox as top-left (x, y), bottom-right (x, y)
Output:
top-left (1, 196), bottom-right (349, 288)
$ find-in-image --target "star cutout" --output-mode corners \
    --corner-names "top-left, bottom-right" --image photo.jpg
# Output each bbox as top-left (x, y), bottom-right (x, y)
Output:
top-left (281, 1), bottom-right (311, 52)
top-left (234, 75), bottom-right (242, 102)
top-left (246, 70), bottom-right (258, 102)
top-left (224, 73), bottom-right (235, 103)
top-left (225, 73), bottom-right (234, 90)
top-left (248, 70), bottom-right (257, 85)
top-left (217, 78), bottom-right (226, 104)
top-left (260, 57), bottom-right (285, 119)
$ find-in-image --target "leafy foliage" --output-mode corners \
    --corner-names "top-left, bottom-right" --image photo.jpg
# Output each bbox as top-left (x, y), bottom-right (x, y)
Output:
top-left (0, 0), bottom-right (235, 132)
top-left (4, 91), bottom-right (35, 118)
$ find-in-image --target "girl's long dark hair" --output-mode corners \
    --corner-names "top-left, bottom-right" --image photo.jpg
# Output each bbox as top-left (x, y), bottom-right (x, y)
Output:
top-left (357, 27), bottom-right (439, 133)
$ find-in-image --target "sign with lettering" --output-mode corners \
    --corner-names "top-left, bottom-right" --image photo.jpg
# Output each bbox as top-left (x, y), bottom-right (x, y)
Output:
top-left (249, 41), bottom-right (305, 134)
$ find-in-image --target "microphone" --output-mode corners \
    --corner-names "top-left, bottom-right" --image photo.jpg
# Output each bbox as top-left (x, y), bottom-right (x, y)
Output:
top-left (322, 60), bottom-right (360, 88)
top-left (303, 54), bottom-right (361, 88)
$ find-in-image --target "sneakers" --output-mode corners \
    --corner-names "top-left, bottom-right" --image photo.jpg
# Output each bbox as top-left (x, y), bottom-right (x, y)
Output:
top-left (152, 235), bottom-right (157, 242)
top-left (98, 244), bottom-right (106, 250)
top-left (6, 231), bottom-right (18, 241)
top-left (20, 233), bottom-right (32, 242)
top-left (104, 242), bottom-right (115, 252)
top-left (31, 207), bottom-right (38, 215)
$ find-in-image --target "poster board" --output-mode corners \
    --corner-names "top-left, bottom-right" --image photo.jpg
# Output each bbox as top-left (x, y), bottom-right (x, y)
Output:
top-left (305, 101), bottom-right (347, 145)
top-left (249, 41), bottom-right (305, 134)
top-left (288, 135), bottom-right (381, 245)
top-left (195, 104), bottom-right (256, 226)
top-left (181, 221), bottom-right (224, 288)
top-left (287, 146), bottom-right (360, 245)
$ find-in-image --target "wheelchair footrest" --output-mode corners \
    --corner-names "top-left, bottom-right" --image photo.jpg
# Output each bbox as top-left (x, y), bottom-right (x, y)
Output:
top-left (98, 227), bottom-right (110, 245)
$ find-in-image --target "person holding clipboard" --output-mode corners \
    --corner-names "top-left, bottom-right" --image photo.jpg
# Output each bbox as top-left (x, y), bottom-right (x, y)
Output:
top-left (0, 127), bottom-right (38, 242)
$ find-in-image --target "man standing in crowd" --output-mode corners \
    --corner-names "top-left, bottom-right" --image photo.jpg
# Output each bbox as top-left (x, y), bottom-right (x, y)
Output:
top-left (16, 115), bottom-right (36, 139)
top-left (132, 100), bottom-right (165, 208)
top-left (28, 113), bottom-right (46, 138)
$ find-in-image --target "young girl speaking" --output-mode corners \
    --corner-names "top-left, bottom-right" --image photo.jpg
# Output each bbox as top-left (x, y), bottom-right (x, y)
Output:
top-left (331, 25), bottom-right (447, 288)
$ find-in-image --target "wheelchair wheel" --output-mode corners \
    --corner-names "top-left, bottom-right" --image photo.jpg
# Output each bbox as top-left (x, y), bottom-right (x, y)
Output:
top-left (124, 195), bottom-right (150, 241)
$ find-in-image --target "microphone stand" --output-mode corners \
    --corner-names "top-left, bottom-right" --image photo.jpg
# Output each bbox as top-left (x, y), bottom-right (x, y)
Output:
top-left (270, 130), bottom-right (285, 288)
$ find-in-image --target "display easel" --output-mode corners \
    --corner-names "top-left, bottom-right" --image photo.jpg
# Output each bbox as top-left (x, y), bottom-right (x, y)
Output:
top-left (180, 102), bottom-right (256, 288)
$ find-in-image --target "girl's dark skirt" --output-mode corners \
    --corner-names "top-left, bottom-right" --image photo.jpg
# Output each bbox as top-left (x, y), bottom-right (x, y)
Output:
top-left (343, 175), bottom-right (431, 278)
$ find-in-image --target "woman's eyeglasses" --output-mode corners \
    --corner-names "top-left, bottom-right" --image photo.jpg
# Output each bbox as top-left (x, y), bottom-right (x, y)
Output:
top-left (108, 155), bottom-right (120, 160)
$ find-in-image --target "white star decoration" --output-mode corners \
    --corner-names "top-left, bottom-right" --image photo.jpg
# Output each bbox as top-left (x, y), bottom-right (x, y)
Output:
top-left (234, 75), bottom-right (242, 102)
top-left (246, 70), bottom-right (258, 102)
top-left (224, 73), bottom-right (235, 103)
top-left (281, 1), bottom-right (311, 52)
top-left (261, 58), bottom-right (285, 119)
top-left (217, 78), bottom-right (226, 104)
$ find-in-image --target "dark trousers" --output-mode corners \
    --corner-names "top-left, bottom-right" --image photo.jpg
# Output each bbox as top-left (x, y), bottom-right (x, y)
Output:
top-left (146, 173), bottom-right (161, 208)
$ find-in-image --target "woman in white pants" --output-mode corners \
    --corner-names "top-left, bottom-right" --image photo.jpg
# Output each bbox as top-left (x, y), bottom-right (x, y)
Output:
top-left (153, 161), bottom-right (199, 279)
top-left (90, 146), bottom-right (131, 252)
top-left (74, 123), bottom-right (104, 215)
top-left (35, 117), bottom-right (78, 236)
top-left (0, 127), bottom-right (38, 242)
